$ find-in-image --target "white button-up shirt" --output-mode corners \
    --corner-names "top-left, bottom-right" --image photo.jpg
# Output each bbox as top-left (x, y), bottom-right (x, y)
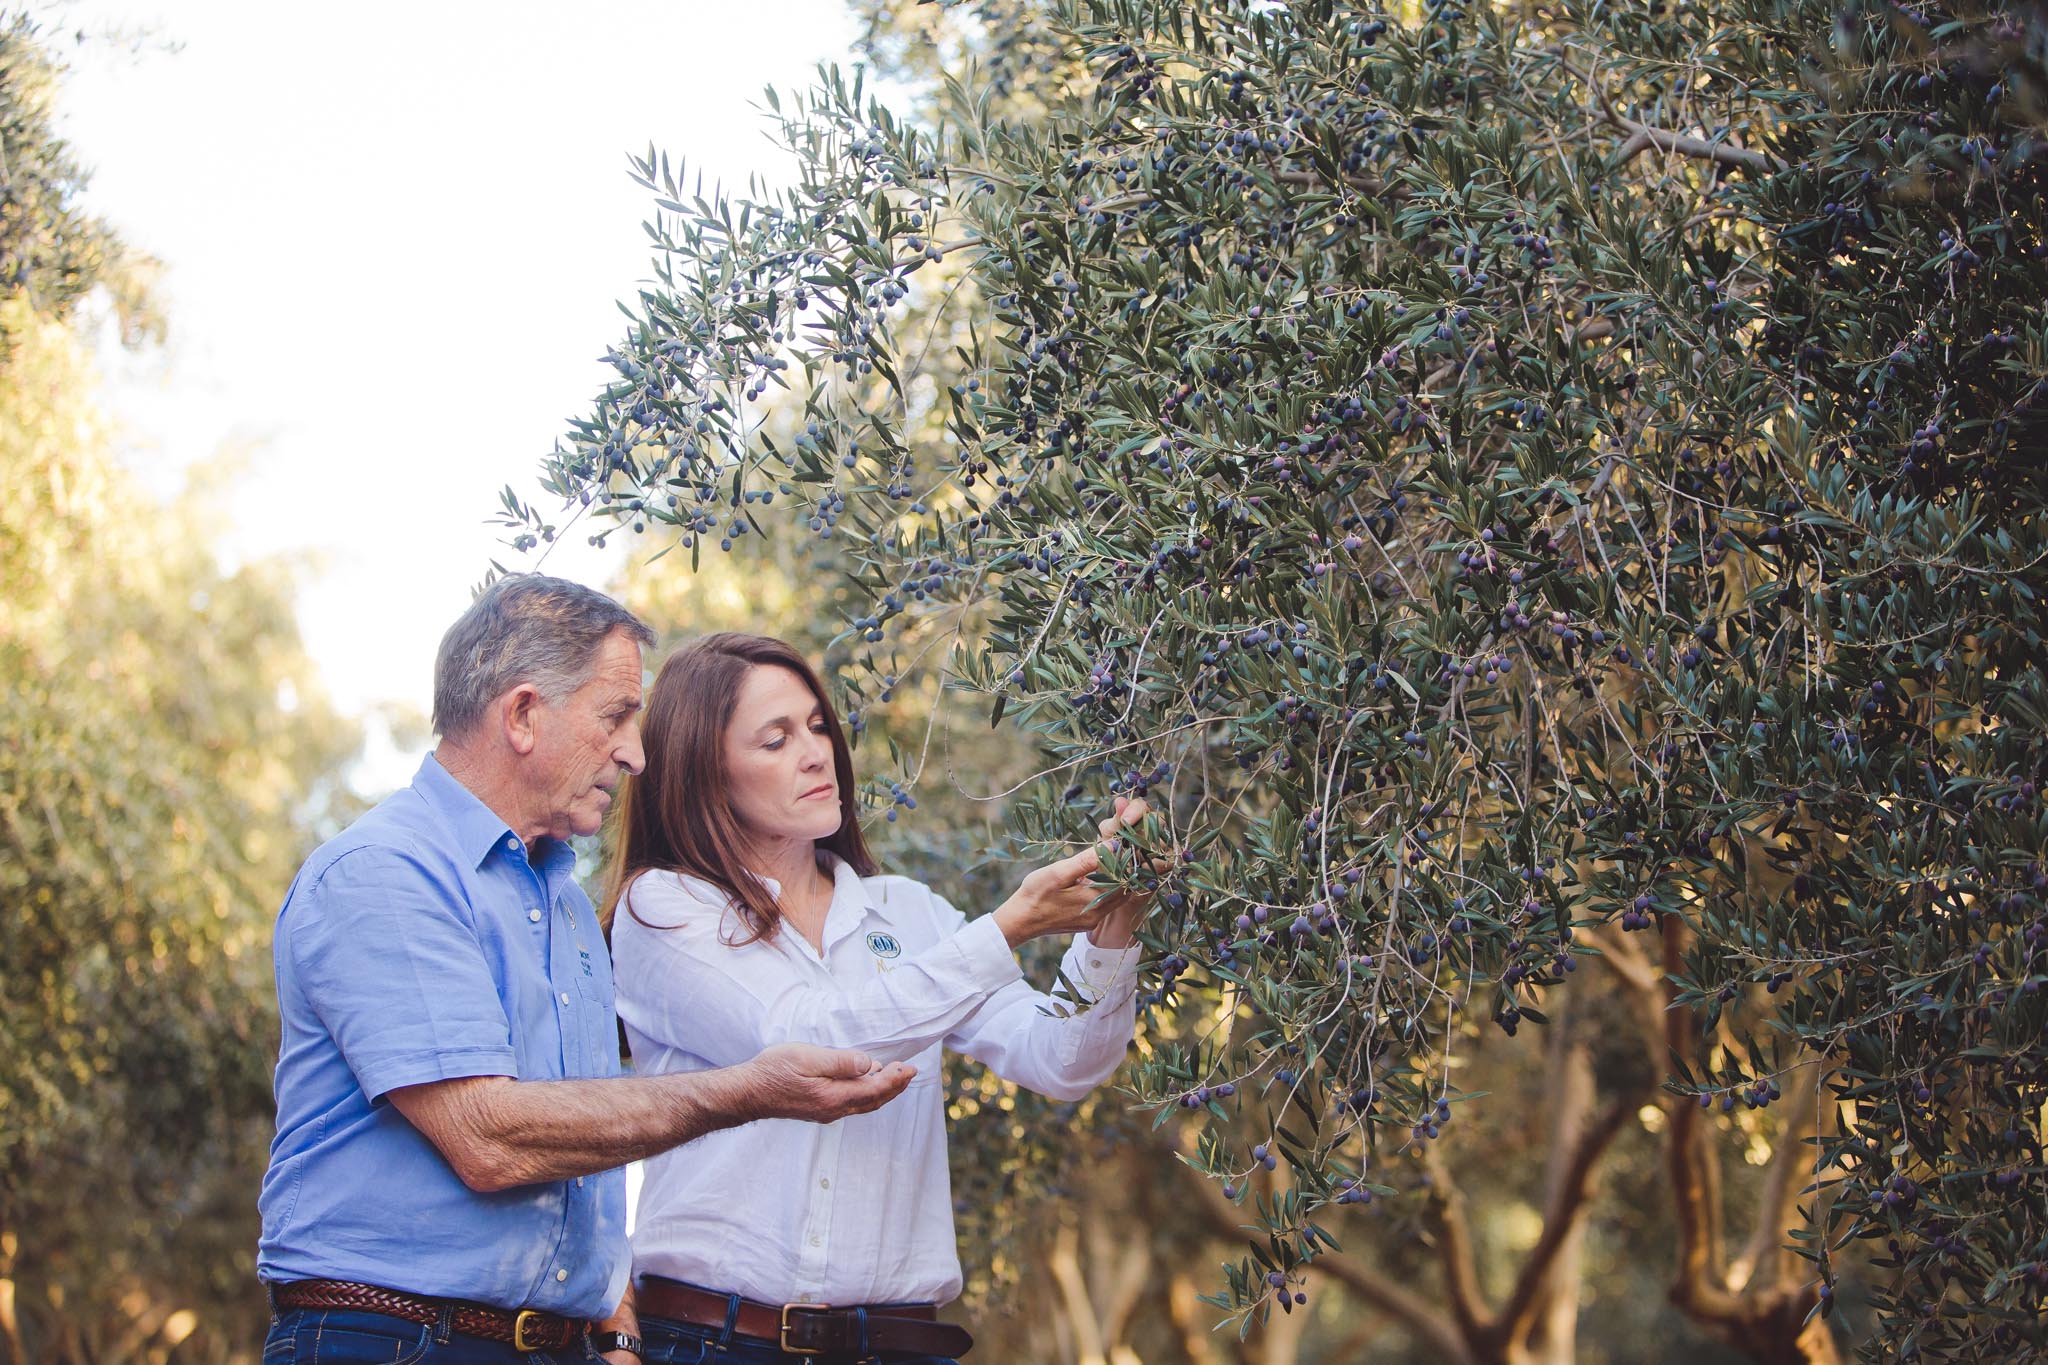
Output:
top-left (612, 855), bottom-right (1139, 1306)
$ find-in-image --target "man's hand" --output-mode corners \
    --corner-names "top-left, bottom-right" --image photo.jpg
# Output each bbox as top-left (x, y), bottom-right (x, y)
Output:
top-left (743, 1043), bottom-right (917, 1122)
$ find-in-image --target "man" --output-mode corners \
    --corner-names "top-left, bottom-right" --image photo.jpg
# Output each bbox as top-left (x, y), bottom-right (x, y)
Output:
top-left (258, 575), bottom-right (914, 1364)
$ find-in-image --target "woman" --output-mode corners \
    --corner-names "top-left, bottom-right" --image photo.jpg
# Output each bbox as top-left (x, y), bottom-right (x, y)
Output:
top-left (603, 632), bottom-right (1150, 1364)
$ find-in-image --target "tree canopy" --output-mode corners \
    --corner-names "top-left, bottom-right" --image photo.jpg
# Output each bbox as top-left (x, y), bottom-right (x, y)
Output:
top-left (1, 19), bottom-right (357, 1362)
top-left (524, 1), bottom-right (2048, 1358)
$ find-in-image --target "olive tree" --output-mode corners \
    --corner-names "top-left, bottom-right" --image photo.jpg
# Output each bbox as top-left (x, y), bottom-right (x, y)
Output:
top-left (515, 2), bottom-right (2048, 1358)
top-left (2, 20), bottom-right (359, 1362)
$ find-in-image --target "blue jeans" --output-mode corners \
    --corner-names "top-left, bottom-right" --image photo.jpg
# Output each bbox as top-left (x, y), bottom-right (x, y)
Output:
top-left (263, 1307), bottom-right (604, 1365)
top-left (639, 1312), bottom-right (958, 1365)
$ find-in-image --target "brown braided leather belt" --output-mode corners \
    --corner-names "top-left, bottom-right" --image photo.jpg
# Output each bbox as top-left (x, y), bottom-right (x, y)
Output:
top-left (271, 1279), bottom-right (585, 1352)
top-left (636, 1275), bottom-right (973, 1359)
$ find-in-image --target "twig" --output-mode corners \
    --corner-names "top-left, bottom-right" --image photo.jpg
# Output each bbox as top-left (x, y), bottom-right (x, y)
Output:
top-left (1565, 50), bottom-right (1783, 174)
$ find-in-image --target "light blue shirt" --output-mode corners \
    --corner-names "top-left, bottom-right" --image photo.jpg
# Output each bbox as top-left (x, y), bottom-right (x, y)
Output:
top-left (257, 754), bottom-right (628, 1316)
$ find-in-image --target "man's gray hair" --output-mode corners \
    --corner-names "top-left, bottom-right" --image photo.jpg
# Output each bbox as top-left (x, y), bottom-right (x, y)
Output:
top-left (432, 574), bottom-right (655, 738)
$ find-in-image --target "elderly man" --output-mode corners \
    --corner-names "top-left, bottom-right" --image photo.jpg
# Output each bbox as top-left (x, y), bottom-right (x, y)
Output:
top-left (258, 575), bottom-right (913, 1364)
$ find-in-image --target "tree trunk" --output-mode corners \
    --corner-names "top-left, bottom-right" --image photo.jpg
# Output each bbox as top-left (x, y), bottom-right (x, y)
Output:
top-left (1082, 1204), bottom-right (1151, 1360)
top-left (1697, 1285), bottom-right (1842, 1365)
top-left (1255, 1285), bottom-right (1309, 1365)
top-left (0, 1228), bottom-right (23, 1365)
top-left (1169, 1273), bottom-right (1229, 1365)
top-left (1050, 1223), bottom-right (1107, 1365)
top-left (1647, 920), bottom-right (1846, 1365)
top-left (1524, 1022), bottom-right (1596, 1365)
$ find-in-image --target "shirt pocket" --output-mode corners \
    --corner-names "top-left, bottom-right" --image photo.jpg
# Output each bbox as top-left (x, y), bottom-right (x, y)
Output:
top-left (570, 930), bottom-right (610, 1006)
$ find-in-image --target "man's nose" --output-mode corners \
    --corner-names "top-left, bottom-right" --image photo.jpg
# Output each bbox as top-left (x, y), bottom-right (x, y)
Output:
top-left (616, 718), bottom-right (647, 776)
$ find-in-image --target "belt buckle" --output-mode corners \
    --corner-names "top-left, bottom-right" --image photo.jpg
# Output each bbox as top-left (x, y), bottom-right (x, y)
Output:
top-left (780, 1302), bottom-right (829, 1356)
top-left (512, 1309), bottom-right (548, 1353)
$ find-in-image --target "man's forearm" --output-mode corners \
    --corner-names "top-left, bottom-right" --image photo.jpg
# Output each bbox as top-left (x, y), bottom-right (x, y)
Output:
top-left (388, 1041), bottom-right (911, 1192)
top-left (400, 1065), bottom-right (760, 1191)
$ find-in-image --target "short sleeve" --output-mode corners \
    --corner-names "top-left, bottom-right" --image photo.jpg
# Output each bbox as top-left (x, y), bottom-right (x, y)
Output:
top-left (284, 847), bottom-right (518, 1101)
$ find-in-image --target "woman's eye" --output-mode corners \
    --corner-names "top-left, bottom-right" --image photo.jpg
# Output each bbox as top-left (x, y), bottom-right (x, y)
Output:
top-left (764, 737), bottom-right (786, 751)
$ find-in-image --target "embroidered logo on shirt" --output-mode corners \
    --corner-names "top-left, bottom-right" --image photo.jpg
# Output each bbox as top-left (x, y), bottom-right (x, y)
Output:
top-left (865, 931), bottom-right (903, 959)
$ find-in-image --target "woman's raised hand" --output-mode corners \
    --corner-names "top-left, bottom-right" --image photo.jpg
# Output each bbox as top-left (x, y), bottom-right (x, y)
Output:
top-left (992, 797), bottom-right (1155, 949)
top-left (1089, 796), bottom-right (1156, 948)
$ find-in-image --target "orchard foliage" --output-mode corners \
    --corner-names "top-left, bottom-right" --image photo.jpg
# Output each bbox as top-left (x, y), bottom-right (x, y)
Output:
top-left (522, 1), bottom-right (2048, 1355)
top-left (2, 21), bottom-right (357, 1362)
top-left (0, 16), bottom-right (154, 347)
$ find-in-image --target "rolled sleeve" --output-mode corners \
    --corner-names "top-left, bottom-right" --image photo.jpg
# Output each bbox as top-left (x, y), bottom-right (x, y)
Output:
top-left (950, 912), bottom-right (1029, 994)
top-left (286, 847), bottom-right (518, 1102)
top-left (945, 926), bottom-right (1139, 1100)
top-left (1064, 932), bottom-right (1141, 1004)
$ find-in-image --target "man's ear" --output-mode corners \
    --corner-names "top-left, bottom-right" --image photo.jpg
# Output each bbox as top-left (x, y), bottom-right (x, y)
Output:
top-left (501, 684), bottom-right (544, 756)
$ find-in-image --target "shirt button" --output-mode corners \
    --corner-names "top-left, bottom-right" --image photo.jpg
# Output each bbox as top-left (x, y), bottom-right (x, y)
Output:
top-left (576, 1176), bottom-right (585, 1187)
top-left (529, 908), bottom-right (543, 923)
top-left (819, 1178), bottom-right (830, 1189)
top-left (505, 836), bottom-right (520, 851)
top-left (555, 1268), bottom-right (568, 1282)
top-left (559, 992), bottom-right (571, 1006)
top-left (808, 1236), bottom-right (821, 1248)
top-left (1090, 957), bottom-right (1104, 969)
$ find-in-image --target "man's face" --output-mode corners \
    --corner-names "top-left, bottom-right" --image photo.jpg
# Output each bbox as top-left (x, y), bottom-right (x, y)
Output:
top-left (530, 630), bottom-right (646, 840)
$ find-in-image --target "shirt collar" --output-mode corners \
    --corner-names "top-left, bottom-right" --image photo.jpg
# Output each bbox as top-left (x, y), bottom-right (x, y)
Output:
top-left (749, 852), bottom-right (868, 898)
top-left (818, 853), bottom-right (889, 954)
top-left (412, 752), bottom-right (533, 871)
top-left (752, 853), bottom-right (884, 928)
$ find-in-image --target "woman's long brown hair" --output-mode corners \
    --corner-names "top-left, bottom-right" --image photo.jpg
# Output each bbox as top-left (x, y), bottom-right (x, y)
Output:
top-left (599, 632), bottom-right (876, 943)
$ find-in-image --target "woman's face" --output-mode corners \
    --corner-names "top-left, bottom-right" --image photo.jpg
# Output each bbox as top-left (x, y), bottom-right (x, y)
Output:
top-left (722, 664), bottom-right (845, 849)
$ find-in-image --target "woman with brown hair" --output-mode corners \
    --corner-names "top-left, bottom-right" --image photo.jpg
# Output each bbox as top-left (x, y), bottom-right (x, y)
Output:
top-left (601, 632), bottom-right (1150, 1363)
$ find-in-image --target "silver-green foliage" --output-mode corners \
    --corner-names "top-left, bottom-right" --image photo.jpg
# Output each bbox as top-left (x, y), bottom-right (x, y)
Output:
top-left (523, 2), bottom-right (2048, 1355)
top-left (2, 19), bottom-right (360, 1359)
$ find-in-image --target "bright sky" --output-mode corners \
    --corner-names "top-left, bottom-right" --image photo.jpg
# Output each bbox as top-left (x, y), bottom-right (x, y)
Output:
top-left (53, 1), bottom-right (866, 782)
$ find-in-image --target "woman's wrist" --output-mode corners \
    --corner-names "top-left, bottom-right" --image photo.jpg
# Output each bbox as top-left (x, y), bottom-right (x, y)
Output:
top-left (1088, 922), bottom-right (1134, 949)
top-left (1087, 895), bottom-right (1142, 949)
top-left (993, 899), bottom-right (1036, 949)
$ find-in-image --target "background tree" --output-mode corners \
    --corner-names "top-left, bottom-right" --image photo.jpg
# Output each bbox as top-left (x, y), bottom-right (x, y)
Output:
top-left (525, 0), bottom-right (2048, 1360)
top-left (0, 19), bottom-right (359, 1363)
